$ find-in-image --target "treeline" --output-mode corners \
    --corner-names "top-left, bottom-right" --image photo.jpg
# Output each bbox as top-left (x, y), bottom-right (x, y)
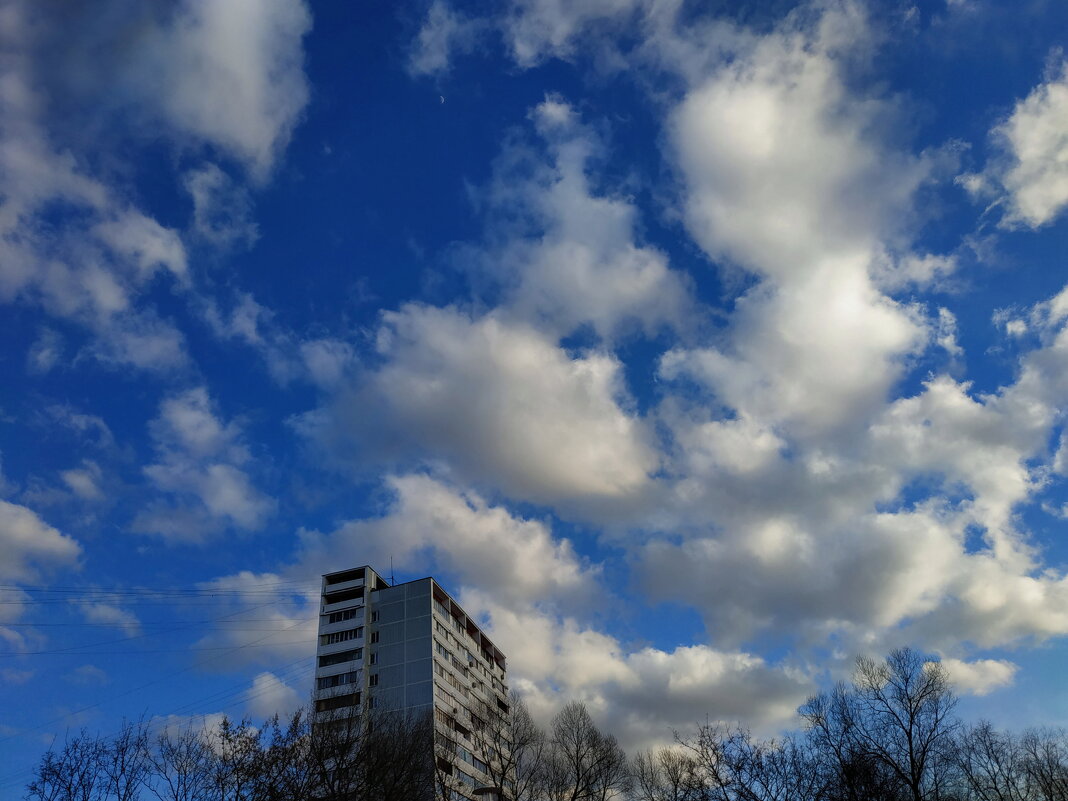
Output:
top-left (25, 648), bottom-right (1068, 801)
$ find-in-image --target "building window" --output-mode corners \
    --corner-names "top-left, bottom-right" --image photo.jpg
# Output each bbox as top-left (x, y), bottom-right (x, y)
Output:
top-left (323, 587), bottom-right (364, 606)
top-left (370, 610), bottom-right (379, 622)
top-left (316, 671), bottom-right (361, 690)
top-left (327, 608), bottom-right (363, 625)
top-left (369, 653), bottom-right (378, 665)
top-left (370, 631), bottom-right (379, 644)
top-left (318, 648), bottom-right (363, 667)
top-left (369, 674), bottom-right (378, 687)
top-left (325, 567), bottom-right (364, 585)
top-left (320, 626), bottom-right (363, 646)
top-left (315, 692), bottom-right (359, 713)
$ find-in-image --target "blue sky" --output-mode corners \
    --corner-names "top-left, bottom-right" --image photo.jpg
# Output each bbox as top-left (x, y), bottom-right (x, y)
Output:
top-left (3, 0), bottom-right (1068, 791)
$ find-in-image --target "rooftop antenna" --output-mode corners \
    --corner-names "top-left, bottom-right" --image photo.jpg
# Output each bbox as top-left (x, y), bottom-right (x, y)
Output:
top-left (390, 556), bottom-right (395, 587)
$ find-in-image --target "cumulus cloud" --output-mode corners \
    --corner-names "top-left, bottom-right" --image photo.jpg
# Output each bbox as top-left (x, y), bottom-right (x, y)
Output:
top-left (643, 276), bottom-right (1068, 652)
top-left (940, 657), bottom-right (1018, 696)
top-left (0, 0), bottom-right (312, 381)
top-left (963, 59), bottom-right (1068, 229)
top-left (668, 15), bottom-right (925, 278)
top-left (659, 5), bottom-right (940, 440)
top-left (408, 1), bottom-right (482, 76)
top-left (461, 592), bottom-right (811, 748)
top-left (0, 3), bottom-right (193, 371)
top-left (0, 500), bottom-right (81, 581)
top-left (304, 304), bottom-right (657, 507)
top-left (136, 388), bottom-right (275, 540)
top-left (477, 97), bottom-right (695, 342)
top-left (246, 671), bottom-right (302, 719)
top-left (298, 474), bottom-right (600, 611)
top-left (131, 0), bottom-right (312, 179)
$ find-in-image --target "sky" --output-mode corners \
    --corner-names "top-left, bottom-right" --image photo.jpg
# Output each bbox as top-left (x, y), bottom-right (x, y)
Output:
top-left (2, 0), bottom-right (1068, 792)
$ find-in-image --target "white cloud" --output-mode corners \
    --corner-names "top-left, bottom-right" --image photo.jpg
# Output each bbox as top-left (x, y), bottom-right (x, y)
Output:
top-left (183, 164), bottom-right (259, 249)
top-left (0, 668), bottom-right (33, 685)
top-left (246, 672), bottom-right (302, 720)
top-left (0, 4), bottom-right (191, 370)
top-left (137, 388), bottom-right (275, 539)
top-left (479, 97), bottom-right (694, 342)
top-left (667, 16), bottom-right (926, 279)
top-left (967, 59), bottom-right (1068, 229)
top-left (659, 272), bottom-right (927, 437)
top-left (654, 6), bottom-right (939, 440)
top-left (501, 0), bottom-right (644, 67)
top-left (76, 602), bottom-right (142, 636)
top-left (134, 0), bottom-right (312, 179)
top-left (298, 474), bottom-right (600, 611)
top-left (0, 500), bottom-right (81, 581)
top-left (408, 1), bottom-right (482, 76)
top-left (940, 657), bottom-right (1018, 696)
top-left (306, 304), bottom-right (657, 507)
top-left (299, 338), bottom-right (358, 389)
top-left (65, 664), bottom-right (109, 686)
top-left (191, 572), bottom-right (319, 669)
top-left (92, 212), bottom-right (188, 282)
top-left (461, 592), bottom-right (811, 749)
top-left (60, 461), bottom-right (104, 501)
top-left (26, 328), bottom-right (64, 374)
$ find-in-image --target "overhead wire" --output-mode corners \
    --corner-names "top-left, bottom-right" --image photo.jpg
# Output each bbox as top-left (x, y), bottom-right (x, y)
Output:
top-left (0, 579), bottom-right (326, 793)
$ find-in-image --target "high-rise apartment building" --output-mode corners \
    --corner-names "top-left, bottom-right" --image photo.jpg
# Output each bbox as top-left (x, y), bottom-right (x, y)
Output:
top-left (314, 565), bottom-right (510, 800)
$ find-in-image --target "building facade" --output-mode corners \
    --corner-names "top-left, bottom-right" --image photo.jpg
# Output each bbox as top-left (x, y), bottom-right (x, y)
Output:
top-left (314, 565), bottom-right (510, 800)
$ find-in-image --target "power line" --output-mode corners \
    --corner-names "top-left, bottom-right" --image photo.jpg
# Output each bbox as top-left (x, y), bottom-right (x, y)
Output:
top-left (0, 615), bottom-right (316, 747)
top-left (0, 655), bottom-right (318, 793)
top-left (0, 598), bottom-right (305, 657)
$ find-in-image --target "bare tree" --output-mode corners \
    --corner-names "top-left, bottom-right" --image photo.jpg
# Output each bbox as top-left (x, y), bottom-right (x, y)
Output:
top-left (953, 721), bottom-right (1030, 801)
top-left (205, 718), bottom-right (262, 801)
top-left (802, 648), bottom-right (958, 801)
top-left (247, 712), bottom-right (315, 801)
top-left (469, 691), bottom-right (547, 801)
top-left (679, 723), bottom-right (829, 801)
top-left (100, 719), bottom-right (151, 801)
top-left (27, 731), bottom-right (106, 801)
top-left (542, 702), bottom-right (629, 801)
top-left (1019, 727), bottom-right (1068, 801)
top-left (307, 706), bottom-right (435, 801)
top-left (631, 747), bottom-right (702, 801)
top-left (801, 684), bottom-right (901, 801)
top-left (143, 721), bottom-right (214, 801)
